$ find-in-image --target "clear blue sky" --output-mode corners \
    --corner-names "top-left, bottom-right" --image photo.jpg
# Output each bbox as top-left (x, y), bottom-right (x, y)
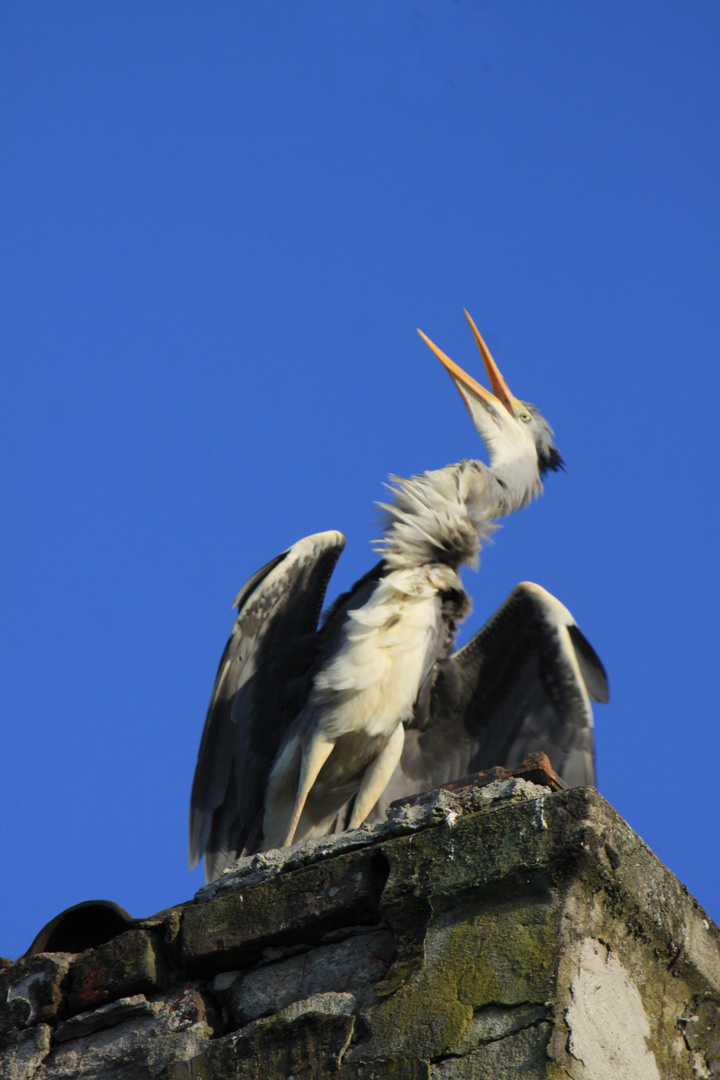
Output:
top-left (1, 2), bottom-right (717, 959)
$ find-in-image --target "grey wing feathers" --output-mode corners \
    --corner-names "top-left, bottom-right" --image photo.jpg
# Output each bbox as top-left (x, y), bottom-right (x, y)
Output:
top-left (447, 581), bottom-right (607, 784)
top-left (368, 581), bottom-right (608, 818)
top-left (188, 530), bottom-right (345, 881)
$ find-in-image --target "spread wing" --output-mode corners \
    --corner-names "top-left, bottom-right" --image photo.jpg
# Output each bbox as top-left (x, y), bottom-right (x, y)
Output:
top-left (367, 581), bottom-right (609, 817)
top-left (188, 530), bottom-right (346, 881)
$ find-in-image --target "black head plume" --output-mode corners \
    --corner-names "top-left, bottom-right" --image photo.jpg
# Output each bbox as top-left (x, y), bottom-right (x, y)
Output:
top-left (523, 402), bottom-right (565, 475)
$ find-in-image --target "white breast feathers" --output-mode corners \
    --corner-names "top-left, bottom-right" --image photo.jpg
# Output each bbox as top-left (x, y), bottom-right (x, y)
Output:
top-left (311, 564), bottom-right (461, 741)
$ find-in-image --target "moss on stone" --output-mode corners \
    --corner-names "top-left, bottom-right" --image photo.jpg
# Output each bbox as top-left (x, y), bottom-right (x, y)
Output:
top-left (359, 893), bottom-right (556, 1062)
top-left (3, 785), bottom-right (719, 1079)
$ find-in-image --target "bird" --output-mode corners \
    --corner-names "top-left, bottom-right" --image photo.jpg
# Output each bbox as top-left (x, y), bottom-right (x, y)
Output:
top-left (189, 311), bottom-right (609, 882)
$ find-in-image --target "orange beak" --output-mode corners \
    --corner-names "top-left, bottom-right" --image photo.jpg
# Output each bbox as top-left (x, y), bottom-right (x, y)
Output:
top-left (417, 311), bottom-right (516, 418)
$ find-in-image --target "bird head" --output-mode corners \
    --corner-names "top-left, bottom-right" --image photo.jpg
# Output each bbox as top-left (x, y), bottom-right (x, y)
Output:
top-left (418, 310), bottom-right (563, 480)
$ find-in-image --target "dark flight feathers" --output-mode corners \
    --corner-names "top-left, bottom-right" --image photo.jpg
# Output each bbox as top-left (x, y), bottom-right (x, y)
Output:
top-left (188, 532), bottom-right (346, 882)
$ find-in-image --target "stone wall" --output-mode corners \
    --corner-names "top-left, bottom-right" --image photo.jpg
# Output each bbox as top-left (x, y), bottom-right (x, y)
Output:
top-left (2, 780), bottom-right (719, 1079)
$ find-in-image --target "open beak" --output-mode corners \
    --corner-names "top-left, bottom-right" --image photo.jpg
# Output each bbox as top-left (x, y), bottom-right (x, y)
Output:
top-left (417, 311), bottom-right (516, 418)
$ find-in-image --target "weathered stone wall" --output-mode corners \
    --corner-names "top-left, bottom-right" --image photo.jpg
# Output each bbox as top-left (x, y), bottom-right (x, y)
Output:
top-left (2, 780), bottom-right (719, 1078)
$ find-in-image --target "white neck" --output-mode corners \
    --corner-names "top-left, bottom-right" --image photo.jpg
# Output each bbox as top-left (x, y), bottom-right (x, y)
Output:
top-left (489, 438), bottom-right (543, 513)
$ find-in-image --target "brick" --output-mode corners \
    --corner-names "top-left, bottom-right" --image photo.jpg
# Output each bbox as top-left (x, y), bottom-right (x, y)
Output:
top-left (161, 988), bottom-right (207, 1033)
top-left (181, 850), bottom-right (387, 977)
top-left (39, 991), bottom-right (211, 1078)
top-left (53, 994), bottom-right (156, 1043)
top-left (230, 993), bottom-right (356, 1076)
top-left (214, 929), bottom-right (396, 1027)
top-left (0, 954), bottom-right (71, 1033)
top-left (67, 929), bottom-right (167, 1014)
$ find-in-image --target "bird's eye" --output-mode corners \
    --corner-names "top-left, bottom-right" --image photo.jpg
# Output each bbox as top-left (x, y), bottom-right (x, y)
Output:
top-left (519, 410), bottom-right (532, 423)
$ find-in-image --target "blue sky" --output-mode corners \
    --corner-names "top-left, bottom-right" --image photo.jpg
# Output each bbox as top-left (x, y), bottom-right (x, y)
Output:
top-left (1, 2), bottom-right (717, 959)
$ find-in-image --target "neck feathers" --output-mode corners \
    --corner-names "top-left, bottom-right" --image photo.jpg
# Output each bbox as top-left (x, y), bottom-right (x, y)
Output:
top-left (376, 457), bottom-right (543, 571)
top-left (375, 460), bottom-right (504, 570)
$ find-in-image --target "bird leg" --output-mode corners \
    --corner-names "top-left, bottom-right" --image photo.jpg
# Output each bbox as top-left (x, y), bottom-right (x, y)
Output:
top-left (347, 722), bottom-right (405, 830)
top-left (281, 733), bottom-right (335, 847)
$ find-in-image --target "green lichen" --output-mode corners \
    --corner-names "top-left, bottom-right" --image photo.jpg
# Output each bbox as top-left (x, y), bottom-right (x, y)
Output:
top-left (360, 893), bottom-right (558, 1062)
top-left (453, 897), bottom-right (558, 1008)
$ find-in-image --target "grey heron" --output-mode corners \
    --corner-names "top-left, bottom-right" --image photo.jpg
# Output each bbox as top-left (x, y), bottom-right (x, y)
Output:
top-left (189, 311), bottom-right (608, 881)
